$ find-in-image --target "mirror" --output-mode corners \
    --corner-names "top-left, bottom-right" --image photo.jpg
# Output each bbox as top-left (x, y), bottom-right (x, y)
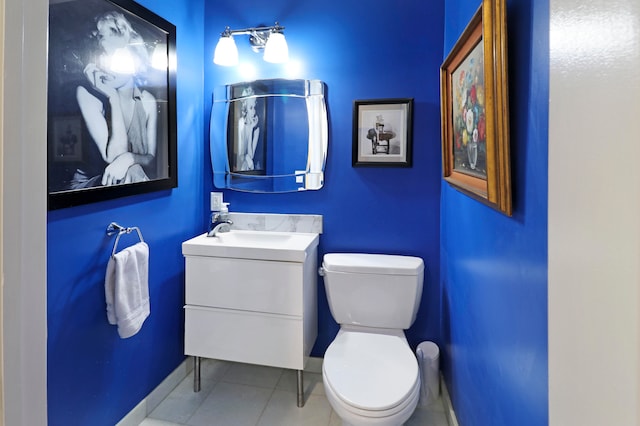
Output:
top-left (210, 79), bottom-right (328, 192)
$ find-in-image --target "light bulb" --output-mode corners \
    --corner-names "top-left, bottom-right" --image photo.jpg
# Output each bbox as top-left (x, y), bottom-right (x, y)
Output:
top-left (263, 32), bottom-right (289, 63)
top-left (214, 35), bottom-right (238, 66)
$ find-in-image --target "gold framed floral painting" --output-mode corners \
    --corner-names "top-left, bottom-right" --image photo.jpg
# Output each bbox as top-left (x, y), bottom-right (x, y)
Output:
top-left (440, 0), bottom-right (512, 216)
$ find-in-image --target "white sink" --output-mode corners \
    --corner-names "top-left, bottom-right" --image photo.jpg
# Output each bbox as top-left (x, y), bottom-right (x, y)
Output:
top-left (181, 230), bottom-right (319, 262)
top-left (216, 230), bottom-right (293, 245)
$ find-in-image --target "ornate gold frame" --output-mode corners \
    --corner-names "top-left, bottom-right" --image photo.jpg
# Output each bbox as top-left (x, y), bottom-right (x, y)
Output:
top-left (440, 0), bottom-right (511, 216)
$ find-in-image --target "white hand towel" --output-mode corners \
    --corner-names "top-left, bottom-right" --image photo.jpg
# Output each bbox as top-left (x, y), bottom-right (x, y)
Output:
top-left (105, 242), bottom-right (150, 338)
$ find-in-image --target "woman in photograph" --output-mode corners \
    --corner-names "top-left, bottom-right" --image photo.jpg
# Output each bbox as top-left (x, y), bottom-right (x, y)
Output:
top-left (74, 11), bottom-right (157, 188)
top-left (237, 86), bottom-right (260, 171)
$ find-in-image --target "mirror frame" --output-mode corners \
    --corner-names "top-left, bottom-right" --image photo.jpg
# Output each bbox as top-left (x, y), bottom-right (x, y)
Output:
top-left (210, 78), bottom-right (328, 193)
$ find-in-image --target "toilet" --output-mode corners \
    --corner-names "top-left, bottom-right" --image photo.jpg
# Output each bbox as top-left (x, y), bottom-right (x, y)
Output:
top-left (320, 253), bottom-right (424, 426)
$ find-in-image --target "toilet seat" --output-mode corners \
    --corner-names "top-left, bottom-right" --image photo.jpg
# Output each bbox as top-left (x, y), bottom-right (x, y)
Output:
top-left (324, 369), bottom-right (420, 422)
top-left (323, 330), bottom-right (419, 416)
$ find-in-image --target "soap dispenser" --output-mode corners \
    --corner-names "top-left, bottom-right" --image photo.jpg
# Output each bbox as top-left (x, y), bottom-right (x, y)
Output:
top-left (219, 202), bottom-right (230, 221)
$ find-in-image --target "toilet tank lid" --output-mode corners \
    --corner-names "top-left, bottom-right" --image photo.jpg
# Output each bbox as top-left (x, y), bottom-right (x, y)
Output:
top-left (323, 253), bottom-right (424, 276)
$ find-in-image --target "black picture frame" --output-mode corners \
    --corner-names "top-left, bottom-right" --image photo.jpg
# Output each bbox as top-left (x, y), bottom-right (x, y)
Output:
top-left (352, 98), bottom-right (414, 167)
top-left (47, 0), bottom-right (177, 210)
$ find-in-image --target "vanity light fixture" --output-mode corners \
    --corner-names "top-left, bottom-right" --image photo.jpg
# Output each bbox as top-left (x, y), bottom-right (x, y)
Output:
top-left (213, 22), bottom-right (289, 66)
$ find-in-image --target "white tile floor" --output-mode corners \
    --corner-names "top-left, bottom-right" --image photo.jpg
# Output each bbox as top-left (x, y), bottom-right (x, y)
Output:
top-left (139, 358), bottom-right (449, 426)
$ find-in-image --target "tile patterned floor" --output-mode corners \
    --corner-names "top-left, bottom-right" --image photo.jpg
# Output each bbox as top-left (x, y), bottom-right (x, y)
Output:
top-left (139, 358), bottom-right (449, 426)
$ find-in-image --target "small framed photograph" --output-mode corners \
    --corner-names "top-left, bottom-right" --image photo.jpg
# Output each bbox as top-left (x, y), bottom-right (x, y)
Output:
top-left (440, 0), bottom-right (512, 215)
top-left (52, 116), bottom-right (83, 162)
top-left (352, 98), bottom-right (413, 167)
top-left (47, 0), bottom-right (177, 210)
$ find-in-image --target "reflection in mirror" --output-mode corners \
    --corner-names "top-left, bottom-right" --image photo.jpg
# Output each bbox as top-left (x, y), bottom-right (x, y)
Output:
top-left (210, 79), bottom-right (328, 192)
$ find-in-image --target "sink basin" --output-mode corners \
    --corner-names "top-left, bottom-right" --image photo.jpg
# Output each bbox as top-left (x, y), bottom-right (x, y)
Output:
top-left (182, 230), bottom-right (319, 262)
top-left (215, 230), bottom-right (293, 246)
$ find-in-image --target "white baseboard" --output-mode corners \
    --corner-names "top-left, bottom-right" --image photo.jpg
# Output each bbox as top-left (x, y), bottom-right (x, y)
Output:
top-left (116, 357), bottom-right (193, 426)
top-left (440, 373), bottom-right (459, 426)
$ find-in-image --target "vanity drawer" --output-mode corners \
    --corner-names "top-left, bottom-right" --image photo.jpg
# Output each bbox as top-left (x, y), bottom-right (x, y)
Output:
top-left (184, 306), bottom-right (306, 370)
top-left (185, 256), bottom-right (304, 315)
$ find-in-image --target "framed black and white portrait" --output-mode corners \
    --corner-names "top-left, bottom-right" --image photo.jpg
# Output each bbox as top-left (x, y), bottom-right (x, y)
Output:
top-left (352, 98), bottom-right (414, 167)
top-left (47, 0), bottom-right (177, 210)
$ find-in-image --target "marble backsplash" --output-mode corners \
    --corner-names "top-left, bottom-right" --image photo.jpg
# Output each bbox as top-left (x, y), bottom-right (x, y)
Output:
top-left (227, 213), bottom-right (323, 234)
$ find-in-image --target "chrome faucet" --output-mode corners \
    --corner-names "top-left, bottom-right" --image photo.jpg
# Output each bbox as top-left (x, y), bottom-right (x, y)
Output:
top-left (207, 212), bottom-right (233, 237)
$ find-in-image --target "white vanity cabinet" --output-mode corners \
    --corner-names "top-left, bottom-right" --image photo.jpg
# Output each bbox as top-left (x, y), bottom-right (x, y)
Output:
top-left (181, 231), bottom-right (319, 406)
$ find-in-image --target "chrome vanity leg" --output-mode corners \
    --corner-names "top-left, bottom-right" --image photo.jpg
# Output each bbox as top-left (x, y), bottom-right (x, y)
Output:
top-left (194, 356), bottom-right (201, 392)
top-left (297, 369), bottom-right (305, 407)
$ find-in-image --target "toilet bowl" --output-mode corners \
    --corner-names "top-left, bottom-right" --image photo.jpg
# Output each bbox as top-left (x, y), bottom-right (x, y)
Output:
top-left (323, 327), bottom-right (421, 426)
top-left (321, 253), bottom-right (424, 426)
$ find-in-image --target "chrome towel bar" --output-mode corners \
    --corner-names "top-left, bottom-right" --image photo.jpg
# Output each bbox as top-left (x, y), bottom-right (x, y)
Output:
top-left (106, 222), bottom-right (144, 257)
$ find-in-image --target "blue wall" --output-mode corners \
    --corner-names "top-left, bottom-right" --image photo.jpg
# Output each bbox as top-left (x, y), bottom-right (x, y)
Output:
top-left (46, 0), bottom-right (205, 424)
top-left (441, 0), bottom-right (549, 425)
top-left (204, 0), bottom-right (445, 356)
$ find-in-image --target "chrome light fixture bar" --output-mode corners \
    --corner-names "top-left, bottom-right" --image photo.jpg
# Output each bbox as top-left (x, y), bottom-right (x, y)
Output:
top-left (213, 22), bottom-right (289, 66)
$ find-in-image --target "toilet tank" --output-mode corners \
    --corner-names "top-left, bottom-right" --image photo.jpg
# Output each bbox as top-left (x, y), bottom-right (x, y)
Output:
top-left (322, 253), bottom-right (424, 329)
